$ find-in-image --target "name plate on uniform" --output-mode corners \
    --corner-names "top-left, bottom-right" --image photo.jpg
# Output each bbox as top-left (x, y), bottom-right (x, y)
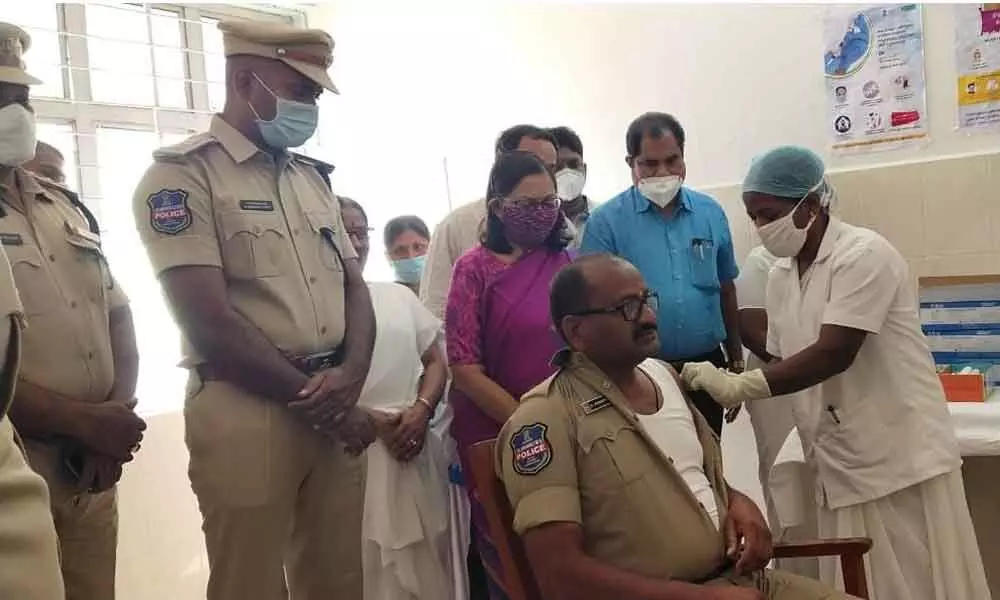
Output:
top-left (239, 200), bottom-right (275, 212)
top-left (0, 233), bottom-right (23, 246)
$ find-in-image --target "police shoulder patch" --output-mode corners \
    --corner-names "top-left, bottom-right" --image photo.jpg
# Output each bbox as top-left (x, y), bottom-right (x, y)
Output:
top-left (147, 189), bottom-right (192, 235)
top-left (510, 422), bottom-right (553, 476)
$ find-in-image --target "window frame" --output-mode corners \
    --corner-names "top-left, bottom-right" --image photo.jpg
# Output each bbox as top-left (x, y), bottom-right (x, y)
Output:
top-left (19, 2), bottom-right (307, 415)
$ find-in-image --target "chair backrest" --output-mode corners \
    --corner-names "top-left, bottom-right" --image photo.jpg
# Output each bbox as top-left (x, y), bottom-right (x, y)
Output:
top-left (468, 439), bottom-right (542, 600)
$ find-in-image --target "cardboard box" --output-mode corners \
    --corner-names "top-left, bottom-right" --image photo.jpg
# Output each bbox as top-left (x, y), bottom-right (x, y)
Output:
top-left (939, 373), bottom-right (987, 402)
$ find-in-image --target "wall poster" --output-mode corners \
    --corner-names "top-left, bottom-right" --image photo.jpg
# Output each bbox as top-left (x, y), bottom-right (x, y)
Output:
top-left (823, 4), bottom-right (929, 154)
top-left (955, 4), bottom-right (1000, 132)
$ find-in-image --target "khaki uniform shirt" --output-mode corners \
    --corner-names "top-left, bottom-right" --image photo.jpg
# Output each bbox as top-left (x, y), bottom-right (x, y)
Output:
top-left (0, 239), bottom-right (65, 600)
top-left (1, 168), bottom-right (127, 403)
top-left (131, 116), bottom-right (356, 366)
top-left (496, 351), bottom-right (731, 583)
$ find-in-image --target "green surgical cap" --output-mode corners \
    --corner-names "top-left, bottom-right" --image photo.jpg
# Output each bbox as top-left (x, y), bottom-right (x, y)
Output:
top-left (743, 146), bottom-right (825, 198)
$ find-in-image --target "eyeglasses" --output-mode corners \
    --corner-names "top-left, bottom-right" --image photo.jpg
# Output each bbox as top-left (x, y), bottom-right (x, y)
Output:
top-left (504, 194), bottom-right (560, 208)
top-left (346, 227), bottom-right (374, 241)
top-left (572, 290), bottom-right (659, 322)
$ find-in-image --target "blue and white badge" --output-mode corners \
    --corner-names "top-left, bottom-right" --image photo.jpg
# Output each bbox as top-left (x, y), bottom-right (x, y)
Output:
top-left (147, 189), bottom-right (192, 235)
top-left (510, 423), bottom-right (552, 476)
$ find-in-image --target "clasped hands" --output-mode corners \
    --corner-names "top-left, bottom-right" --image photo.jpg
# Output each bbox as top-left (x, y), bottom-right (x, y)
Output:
top-left (680, 363), bottom-right (772, 409)
top-left (288, 366), bottom-right (376, 455)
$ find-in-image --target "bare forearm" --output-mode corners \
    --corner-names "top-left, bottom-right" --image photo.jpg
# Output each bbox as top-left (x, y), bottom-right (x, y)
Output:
top-left (341, 268), bottom-right (376, 377)
top-left (189, 309), bottom-right (307, 402)
top-left (738, 309), bottom-right (771, 362)
top-left (418, 343), bottom-right (447, 406)
top-left (107, 307), bottom-right (139, 406)
top-left (451, 365), bottom-right (519, 424)
top-left (720, 283), bottom-right (742, 360)
top-left (537, 555), bottom-right (715, 600)
top-left (9, 381), bottom-right (84, 440)
top-left (762, 342), bottom-right (850, 396)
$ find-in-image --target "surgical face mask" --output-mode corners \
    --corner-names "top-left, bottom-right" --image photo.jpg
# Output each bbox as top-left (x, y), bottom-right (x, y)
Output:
top-left (499, 199), bottom-right (561, 247)
top-left (555, 168), bottom-right (586, 202)
top-left (0, 104), bottom-right (37, 167)
top-left (638, 175), bottom-right (683, 208)
top-left (391, 255), bottom-right (426, 284)
top-left (249, 73), bottom-right (319, 149)
top-left (756, 195), bottom-right (817, 258)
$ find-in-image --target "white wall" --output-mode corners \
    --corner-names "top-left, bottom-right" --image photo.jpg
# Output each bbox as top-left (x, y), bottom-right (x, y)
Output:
top-left (312, 2), bottom-right (999, 228)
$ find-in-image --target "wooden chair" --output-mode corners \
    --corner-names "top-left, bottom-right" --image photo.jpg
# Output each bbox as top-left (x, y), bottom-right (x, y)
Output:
top-left (468, 440), bottom-right (873, 600)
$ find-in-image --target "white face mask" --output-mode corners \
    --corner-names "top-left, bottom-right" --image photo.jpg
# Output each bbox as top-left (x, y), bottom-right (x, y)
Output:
top-left (555, 168), bottom-right (586, 201)
top-left (638, 175), bottom-right (683, 208)
top-left (0, 104), bottom-right (37, 167)
top-left (756, 195), bottom-right (817, 258)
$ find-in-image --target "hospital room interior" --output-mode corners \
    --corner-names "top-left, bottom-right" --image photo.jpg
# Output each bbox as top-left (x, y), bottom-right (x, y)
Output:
top-left (2, 1), bottom-right (1000, 600)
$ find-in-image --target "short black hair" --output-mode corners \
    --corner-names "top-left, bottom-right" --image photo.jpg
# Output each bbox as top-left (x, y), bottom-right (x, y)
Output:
top-left (625, 112), bottom-right (686, 159)
top-left (548, 126), bottom-right (583, 156)
top-left (495, 124), bottom-right (559, 154)
top-left (383, 214), bottom-right (430, 250)
top-left (337, 195), bottom-right (367, 224)
top-left (483, 150), bottom-right (570, 254)
top-left (549, 254), bottom-right (630, 341)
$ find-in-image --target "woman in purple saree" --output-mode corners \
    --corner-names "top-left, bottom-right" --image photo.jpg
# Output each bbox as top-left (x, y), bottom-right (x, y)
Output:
top-left (446, 151), bottom-right (573, 600)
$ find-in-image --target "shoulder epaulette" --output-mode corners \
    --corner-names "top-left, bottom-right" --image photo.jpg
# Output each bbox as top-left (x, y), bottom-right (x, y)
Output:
top-left (152, 132), bottom-right (218, 162)
top-left (289, 151), bottom-right (335, 175)
top-left (35, 177), bottom-right (101, 235)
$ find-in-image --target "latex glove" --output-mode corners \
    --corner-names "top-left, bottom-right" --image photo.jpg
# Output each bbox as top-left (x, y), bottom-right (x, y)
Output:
top-left (680, 362), bottom-right (771, 408)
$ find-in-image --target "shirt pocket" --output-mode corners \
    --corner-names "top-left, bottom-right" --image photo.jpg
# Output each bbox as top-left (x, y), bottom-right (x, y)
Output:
top-left (814, 397), bottom-right (893, 472)
top-left (303, 210), bottom-right (346, 273)
top-left (689, 238), bottom-right (720, 291)
top-left (218, 211), bottom-right (288, 280)
top-left (64, 227), bottom-right (113, 303)
top-left (7, 249), bottom-right (60, 317)
top-left (578, 421), bottom-right (656, 494)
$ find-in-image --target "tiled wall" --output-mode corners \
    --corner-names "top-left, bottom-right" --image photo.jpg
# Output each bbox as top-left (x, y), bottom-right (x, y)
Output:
top-left (704, 151), bottom-right (1000, 275)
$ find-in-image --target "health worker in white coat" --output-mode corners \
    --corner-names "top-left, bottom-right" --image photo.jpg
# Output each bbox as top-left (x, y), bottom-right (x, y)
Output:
top-left (682, 146), bottom-right (990, 600)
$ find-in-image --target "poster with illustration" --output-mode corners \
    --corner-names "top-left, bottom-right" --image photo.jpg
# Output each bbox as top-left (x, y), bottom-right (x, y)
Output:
top-left (955, 4), bottom-right (1000, 132)
top-left (823, 4), bottom-right (929, 154)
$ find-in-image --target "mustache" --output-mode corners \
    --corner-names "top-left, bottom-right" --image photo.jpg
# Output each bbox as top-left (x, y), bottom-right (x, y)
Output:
top-left (632, 323), bottom-right (658, 340)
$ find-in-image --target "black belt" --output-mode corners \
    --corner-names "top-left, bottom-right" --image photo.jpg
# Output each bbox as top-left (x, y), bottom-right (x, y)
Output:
top-left (197, 346), bottom-right (344, 381)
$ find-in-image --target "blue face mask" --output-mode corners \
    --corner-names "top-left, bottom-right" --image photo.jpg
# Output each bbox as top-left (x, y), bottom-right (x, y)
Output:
top-left (391, 255), bottom-right (426, 284)
top-left (250, 73), bottom-right (319, 149)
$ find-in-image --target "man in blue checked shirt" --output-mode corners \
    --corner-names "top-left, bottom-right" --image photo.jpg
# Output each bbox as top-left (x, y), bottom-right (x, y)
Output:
top-left (581, 112), bottom-right (742, 436)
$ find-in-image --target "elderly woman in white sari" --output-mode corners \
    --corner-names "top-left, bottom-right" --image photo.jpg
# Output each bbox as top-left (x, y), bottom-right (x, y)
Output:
top-left (339, 197), bottom-right (457, 600)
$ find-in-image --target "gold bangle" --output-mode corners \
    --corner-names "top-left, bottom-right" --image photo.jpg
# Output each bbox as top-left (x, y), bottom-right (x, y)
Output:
top-left (416, 396), bottom-right (435, 412)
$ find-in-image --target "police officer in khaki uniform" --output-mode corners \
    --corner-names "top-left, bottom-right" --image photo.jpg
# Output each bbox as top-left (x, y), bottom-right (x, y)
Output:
top-left (0, 244), bottom-right (64, 598)
top-left (130, 20), bottom-right (376, 600)
top-left (0, 21), bottom-right (147, 600)
top-left (496, 254), bottom-right (855, 600)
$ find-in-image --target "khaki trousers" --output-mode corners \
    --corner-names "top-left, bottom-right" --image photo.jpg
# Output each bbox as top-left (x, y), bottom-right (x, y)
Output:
top-left (24, 440), bottom-right (118, 600)
top-left (0, 317), bottom-right (65, 600)
top-left (186, 376), bottom-right (366, 600)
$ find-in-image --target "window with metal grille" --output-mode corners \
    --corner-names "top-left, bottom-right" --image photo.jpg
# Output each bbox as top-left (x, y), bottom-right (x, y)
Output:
top-left (11, 3), bottom-right (309, 414)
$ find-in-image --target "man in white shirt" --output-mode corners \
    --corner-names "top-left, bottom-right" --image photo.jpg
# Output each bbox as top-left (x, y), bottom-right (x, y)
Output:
top-left (683, 146), bottom-right (990, 600)
top-left (419, 125), bottom-right (559, 319)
